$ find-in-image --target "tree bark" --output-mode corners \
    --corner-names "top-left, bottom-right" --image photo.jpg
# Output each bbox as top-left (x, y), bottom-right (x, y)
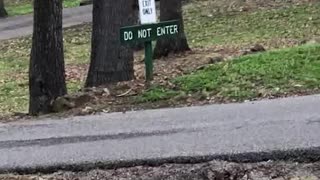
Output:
top-left (0, 0), bottom-right (8, 18)
top-left (85, 0), bottom-right (135, 87)
top-left (153, 0), bottom-right (190, 59)
top-left (29, 0), bottom-right (67, 115)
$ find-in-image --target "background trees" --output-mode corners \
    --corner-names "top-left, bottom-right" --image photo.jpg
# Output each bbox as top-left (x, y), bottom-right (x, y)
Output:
top-left (29, 0), bottom-right (67, 115)
top-left (85, 0), bottom-right (135, 87)
top-left (153, 0), bottom-right (190, 59)
top-left (0, 0), bottom-right (8, 18)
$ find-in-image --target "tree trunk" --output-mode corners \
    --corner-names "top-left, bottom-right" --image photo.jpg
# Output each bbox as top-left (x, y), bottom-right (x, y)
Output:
top-left (153, 0), bottom-right (190, 59)
top-left (29, 0), bottom-right (67, 115)
top-left (0, 0), bottom-right (8, 18)
top-left (85, 0), bottom-right (134, 87)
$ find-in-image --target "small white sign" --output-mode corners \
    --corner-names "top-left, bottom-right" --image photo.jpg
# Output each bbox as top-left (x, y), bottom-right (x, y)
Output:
top-left (138, 0), bottom-right (157, 24)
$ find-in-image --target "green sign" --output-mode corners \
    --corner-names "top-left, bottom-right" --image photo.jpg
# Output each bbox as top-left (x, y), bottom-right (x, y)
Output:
top-left (120, 20), bottom-right (180, 44)
top-left (120, 20), bottom-right (180, 82)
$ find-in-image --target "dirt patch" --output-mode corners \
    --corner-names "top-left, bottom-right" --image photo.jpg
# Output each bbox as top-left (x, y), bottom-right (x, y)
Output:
top-left (1, 161), bottom-right (319, 180)
top-left (65, 64), bottom-right (87, 82)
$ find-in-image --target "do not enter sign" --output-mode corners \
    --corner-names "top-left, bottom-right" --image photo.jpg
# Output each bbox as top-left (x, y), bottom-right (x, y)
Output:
top-left (120, 20), bottom-right (180, 82)
top-left (120, 0), bottom-right (180, 82)
top-left (120, 20), bottom-right (180, 44)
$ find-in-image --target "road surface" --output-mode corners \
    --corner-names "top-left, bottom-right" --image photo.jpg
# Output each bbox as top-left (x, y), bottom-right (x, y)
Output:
top-left (0, 95), bottom-right (319, 173)
top-left (0, 5), bottom-right (92, 41)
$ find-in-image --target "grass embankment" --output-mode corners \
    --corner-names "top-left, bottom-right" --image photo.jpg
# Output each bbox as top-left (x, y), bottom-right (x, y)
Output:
top-left (140, 44), bottom-right (320, 102)
top-left (0, 1), bottom-right (320, 115)
top-left (4, 0), bottom-right (82, 16)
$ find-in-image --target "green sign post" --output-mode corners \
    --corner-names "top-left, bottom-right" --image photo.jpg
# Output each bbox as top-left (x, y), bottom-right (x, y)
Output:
top-left (120, 20), bottom-right (180, 81)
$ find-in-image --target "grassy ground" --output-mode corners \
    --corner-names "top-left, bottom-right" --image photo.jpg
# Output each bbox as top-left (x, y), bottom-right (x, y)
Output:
top-left (4, 0), bottom-right (81, 16)
top-left (0, 26), bottom-right (90, 114)
top-left (140, 44), bottom-right (320, 103)
top-left (1, 0), bottom-right (320, 116)
top-left (184, 2), bottom-right (320, 47)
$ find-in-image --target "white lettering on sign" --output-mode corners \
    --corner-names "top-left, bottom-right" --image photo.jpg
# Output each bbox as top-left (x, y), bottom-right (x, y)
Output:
top-left (124, 31), bottom-right (133, 41)
top-left (138, 28), bottom-right (152, 38)
top-left (157, 25), bottom-right (179, 36)
top-left (138, 0), bottom-right (157, 24)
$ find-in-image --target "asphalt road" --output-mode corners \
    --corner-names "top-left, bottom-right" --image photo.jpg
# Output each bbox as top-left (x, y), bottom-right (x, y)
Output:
top-left (0, 95), bottom-right (319, 173)
top-left (0, 5), bottom-right (92, 41)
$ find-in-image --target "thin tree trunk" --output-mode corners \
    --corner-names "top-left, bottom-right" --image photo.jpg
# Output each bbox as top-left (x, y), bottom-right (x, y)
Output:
top-left (29, 0), bottom-right (67, 115)
top-left (153, 0), bottom-right (190, 59)
top-left (0, 0), bottom-right (7, 18)
top-left (85, 0), bottom-right (134, 87)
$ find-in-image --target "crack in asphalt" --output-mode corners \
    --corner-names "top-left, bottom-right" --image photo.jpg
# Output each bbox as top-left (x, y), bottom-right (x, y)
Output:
top-left (0, 127), bottom-right (204, 149)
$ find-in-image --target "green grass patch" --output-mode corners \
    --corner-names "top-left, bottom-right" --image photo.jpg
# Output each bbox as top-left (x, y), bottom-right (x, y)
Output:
top-left (5, 4), bottom-right (33, 16)
top-left (64, 0), bottom-right (82, 8)
top-left (140, 44), bottom-right (320, 102)
top-left (0, 56), bottom-right (29, 114)
top-left (0, 25), bottom-right (91, 114)
top-left (184, 3), bottom-right (320, 47)
top-left (5, 0), bottom-right (82, 16)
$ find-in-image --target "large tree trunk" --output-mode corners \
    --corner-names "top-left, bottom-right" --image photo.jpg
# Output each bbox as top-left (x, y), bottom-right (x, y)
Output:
top-left (85, 0), bottom-right (134, 87)
top-left (153, 0), bottom-right (190, 59)
top-left (29, 0), bottom-right (67, 115)
top-left (0, 0), bottom-right (8, 18)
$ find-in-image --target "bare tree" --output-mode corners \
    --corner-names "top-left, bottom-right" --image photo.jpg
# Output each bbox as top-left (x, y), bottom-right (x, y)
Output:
top-left (29, 0), bottom-right (67, 115)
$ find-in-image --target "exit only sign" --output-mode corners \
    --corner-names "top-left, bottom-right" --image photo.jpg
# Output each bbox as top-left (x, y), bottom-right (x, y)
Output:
top-left (120, 20), bottom-right (180, 44)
